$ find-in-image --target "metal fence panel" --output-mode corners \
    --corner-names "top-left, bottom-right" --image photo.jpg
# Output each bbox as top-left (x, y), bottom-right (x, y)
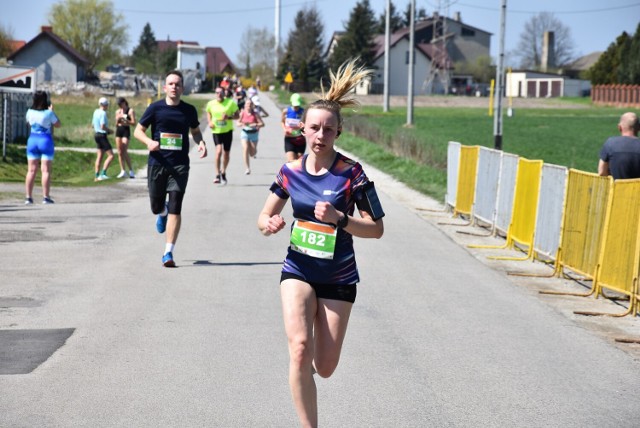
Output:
top-left (533, 163), bottom-right (568, 260)
top-left (558, 170), bottom-right (612, 279)
top-left (495, 153), bottom-right (519, 234)
top-left (446, 141), bottom-right (461, 209)
top-left (454, 145), bottom-right (479, 217)
top-left (597, 179), bottom-right (640, 298)
top-left (0, 92), bottom-right (31, 142)
top-left (509, 158), bottom-right (543, 251)
top-left (472, 147), bottom-right (502, 227)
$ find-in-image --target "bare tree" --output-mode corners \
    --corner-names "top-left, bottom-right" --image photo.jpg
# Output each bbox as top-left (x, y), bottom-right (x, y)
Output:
top-left (237, 26), bottom-right (276, 82)
top-left (514, 12), bottom-right (575, 69)
top-left (0, 23), bottom-right (16, 59)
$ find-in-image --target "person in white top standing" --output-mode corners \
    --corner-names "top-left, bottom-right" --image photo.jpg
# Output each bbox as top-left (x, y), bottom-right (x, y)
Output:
top-left (25, 90), bottom-right (61, 204)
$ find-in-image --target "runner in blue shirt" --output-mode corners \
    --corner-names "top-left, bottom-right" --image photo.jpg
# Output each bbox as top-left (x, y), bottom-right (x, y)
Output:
top-left (257, 59), bottom-right (385, 427)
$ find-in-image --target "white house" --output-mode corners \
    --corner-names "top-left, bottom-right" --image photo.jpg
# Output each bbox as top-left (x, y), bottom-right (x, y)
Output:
top-left (328, 12), bottom-right (492, 96)
top-left (370, 35), bottom-right (450, 95)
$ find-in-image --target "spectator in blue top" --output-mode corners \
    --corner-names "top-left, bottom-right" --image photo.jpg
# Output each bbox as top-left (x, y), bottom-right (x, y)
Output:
top-left (25, 90), bottom-right (60, 204)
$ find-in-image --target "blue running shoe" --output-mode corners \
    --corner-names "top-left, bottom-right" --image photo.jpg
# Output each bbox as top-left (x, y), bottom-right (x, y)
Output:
top-left (156, 203), bottom-right (168, 233)
top-left (162, 252), bottom-right (175, 267)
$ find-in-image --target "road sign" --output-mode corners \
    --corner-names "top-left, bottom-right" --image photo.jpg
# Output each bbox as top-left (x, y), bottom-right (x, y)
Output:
top-left (284, 72), bottom-right (293, 84)
top-left (0, 66), bottom-right (36, 93)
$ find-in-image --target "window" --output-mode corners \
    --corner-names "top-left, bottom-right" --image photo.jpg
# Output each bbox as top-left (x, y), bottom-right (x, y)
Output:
top-left (405, 51), bottom-right (415, 65)
top-left (461, 27), bottom-right (475, 37)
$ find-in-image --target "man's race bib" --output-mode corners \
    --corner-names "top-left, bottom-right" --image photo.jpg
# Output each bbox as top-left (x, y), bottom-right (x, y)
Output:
top-left (159, 132), bottom-right (182, 151)
top-left (290, 220), bottom-right (337, 260)
top-left (216, 120), bottom-right (227, 127)
top-left (285, 118), bottom-right (301, 136)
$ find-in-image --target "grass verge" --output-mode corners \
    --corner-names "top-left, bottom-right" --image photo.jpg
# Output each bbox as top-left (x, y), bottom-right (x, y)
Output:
top-left (1, 144), bottom-right (147, 187)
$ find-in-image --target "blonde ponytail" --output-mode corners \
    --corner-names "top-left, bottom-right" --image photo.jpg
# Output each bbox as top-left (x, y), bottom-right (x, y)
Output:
top-left (320, 58), bottom-right (372, 108)
top-left (303, 58), bottom-right (373, 128)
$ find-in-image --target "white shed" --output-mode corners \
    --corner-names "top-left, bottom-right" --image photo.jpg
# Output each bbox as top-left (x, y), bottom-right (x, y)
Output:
top-left (506, 70), bottom-right (591, 98)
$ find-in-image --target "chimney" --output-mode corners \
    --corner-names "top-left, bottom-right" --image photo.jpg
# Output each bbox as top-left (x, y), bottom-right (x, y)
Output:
top-left (454, 11), bottom-right (461, 22)
top-left (541, 31), bottom-right (555, 72)
top-left (41, 26), bottom-right (52, 33)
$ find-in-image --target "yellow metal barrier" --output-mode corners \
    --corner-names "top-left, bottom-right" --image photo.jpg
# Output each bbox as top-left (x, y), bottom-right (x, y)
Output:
top-left (574, 179), bottom-right (640, 317)
top-left (552, 170), bottom-right (613, 282)
top-left (470, 158), bottom-right (542, 261)
top-left (453, 145), bottom-right (479, 218)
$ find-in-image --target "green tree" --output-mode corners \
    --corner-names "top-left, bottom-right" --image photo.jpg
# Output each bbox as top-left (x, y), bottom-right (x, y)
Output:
top-left (130, 23), bottom-right (158, 73)
top-left (281, 5), bottom-right (326, 90)
top-left (329, 0), bottom-right (377, 70)
top-left (157, 47), bottom-right (177, 75)
top-left (589, 32), bottom-right (630, 84)
top-left (402, 3), bottom-right (427, 27)
top-left (618, 22), bottom-right (640, 84)
top-left (514, 12), bottom-right (575, 69)
top-left (617, 34), bottom-right (634, 83)
top-left (48, 0), bottom-right (128, 73)
top-left (376, 1), bottom-right (403, 33)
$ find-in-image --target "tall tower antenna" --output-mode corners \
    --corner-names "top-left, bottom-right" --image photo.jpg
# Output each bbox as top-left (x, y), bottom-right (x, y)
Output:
top-left (425, 0), bottom-right (451, 94)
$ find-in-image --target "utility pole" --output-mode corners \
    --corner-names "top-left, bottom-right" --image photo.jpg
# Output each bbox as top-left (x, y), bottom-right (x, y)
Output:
top-left (493, 0), bottom-right (507, 150)
top-left (406, 0), bottom-right (415, 126)
top-left (383, 0), bottom-right (391, 112)
top-left (274, 0), bottom-right (281, 77)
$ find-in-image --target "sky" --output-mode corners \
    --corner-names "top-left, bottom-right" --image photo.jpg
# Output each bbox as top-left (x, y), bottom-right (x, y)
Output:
top-left (2, 0), bottom-right (639, 68)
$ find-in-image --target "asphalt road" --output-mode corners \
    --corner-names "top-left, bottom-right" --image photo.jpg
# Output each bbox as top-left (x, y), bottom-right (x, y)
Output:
top-left (1, 93), bottom-right (639, 427)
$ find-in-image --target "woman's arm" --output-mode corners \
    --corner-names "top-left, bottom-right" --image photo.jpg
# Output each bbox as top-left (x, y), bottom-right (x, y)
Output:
top-left (49, 105), bottom-right (62, 128)
top-left (314, 202), bottom-right (384, 239)
top-left (258, 193), bottom-right (288, 236)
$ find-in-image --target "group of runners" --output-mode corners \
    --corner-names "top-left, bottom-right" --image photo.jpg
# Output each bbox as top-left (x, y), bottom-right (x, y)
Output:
top-left (136, 62), bottom-right (385, 427)
top-left (23, 60), bottom-right (387, 427)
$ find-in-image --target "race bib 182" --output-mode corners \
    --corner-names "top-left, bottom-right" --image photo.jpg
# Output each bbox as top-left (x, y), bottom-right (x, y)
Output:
top-left (290, 220), bottom-right (337, 260)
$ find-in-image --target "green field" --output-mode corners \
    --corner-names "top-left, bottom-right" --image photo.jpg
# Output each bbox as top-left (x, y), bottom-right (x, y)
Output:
top-left (337, 104), bottom-right (628, 200)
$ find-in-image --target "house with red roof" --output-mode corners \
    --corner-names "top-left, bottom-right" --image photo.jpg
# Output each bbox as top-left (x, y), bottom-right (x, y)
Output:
top-left (157, 39), bottom-right (236, 76)
top-left (8, 26), bottom-right (89, 84)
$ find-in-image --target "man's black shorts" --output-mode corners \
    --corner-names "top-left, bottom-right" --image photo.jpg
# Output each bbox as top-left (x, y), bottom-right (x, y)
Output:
top-left (213, 130), bottom-right (233, 151)
top-left (147, 164), bottom-right (190, 197)
top-left (94, 133), bottom-right (112, 151)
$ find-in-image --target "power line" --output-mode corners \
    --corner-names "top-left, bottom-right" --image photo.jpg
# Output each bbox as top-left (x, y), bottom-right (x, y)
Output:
top-left (454, 1), bottom-right (640, 15)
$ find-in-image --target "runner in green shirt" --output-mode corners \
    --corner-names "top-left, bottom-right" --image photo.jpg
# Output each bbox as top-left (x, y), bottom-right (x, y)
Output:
top-left (206, 87), bottom-right (239, 185)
